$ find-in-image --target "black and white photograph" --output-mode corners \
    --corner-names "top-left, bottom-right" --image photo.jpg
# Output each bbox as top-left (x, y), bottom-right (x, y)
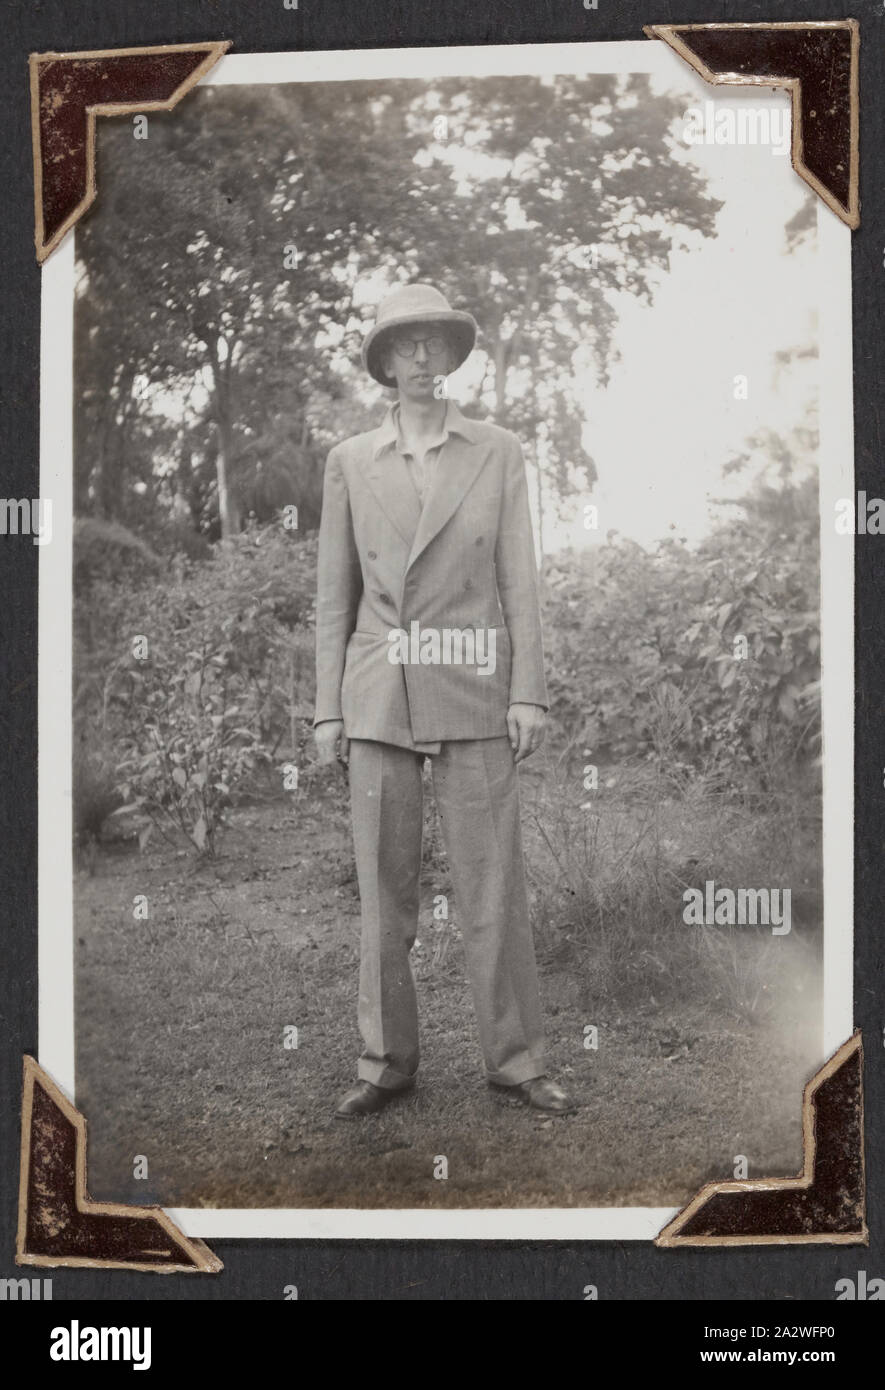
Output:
top-left (38, 40), bottom-right (853, 1238)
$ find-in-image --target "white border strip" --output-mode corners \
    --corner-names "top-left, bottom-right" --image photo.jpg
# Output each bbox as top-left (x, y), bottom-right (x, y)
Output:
top-left (205, 41), bottom-right (667, 86)
top-left (39, 233), bottom-right (75, 1097)
top-left (167, 1206), bottom-right (678, 1240)
top-left (818, 201), bottom-right (854, 1058)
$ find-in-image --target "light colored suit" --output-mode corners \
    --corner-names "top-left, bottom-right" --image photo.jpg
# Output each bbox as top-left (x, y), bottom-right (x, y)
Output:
top-left (314, 399), bottom-right (549, 1089)
top-left (314, 400), bottom-right (548, 749)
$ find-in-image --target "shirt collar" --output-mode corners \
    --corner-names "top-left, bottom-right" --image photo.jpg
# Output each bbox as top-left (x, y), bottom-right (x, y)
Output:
top-left (372, 398), bottom-right (479, 459)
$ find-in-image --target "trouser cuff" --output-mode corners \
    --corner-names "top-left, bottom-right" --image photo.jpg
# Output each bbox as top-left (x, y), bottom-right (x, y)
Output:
top-left (358, 1059), bottom-right (417, 1091)
top-left (485, 1055), bottom-right (548, 1087)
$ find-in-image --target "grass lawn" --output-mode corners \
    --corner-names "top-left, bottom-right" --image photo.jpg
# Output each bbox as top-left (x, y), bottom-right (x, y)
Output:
top-left (74, 764), bottom-right (823, 1211)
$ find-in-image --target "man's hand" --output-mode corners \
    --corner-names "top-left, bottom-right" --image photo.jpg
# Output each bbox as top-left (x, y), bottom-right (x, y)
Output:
top-left (314, 719), bottom-right (349, 766)
top-left (506, 703), bottom-right (546, 763)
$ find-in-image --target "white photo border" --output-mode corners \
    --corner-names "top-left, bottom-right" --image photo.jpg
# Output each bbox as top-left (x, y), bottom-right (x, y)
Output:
top-left (38, 40), bottom-right (854, 1241)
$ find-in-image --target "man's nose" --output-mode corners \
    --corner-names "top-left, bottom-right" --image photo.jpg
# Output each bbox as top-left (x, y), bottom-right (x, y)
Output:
top-left (414, 341), bottom-right (429, 362)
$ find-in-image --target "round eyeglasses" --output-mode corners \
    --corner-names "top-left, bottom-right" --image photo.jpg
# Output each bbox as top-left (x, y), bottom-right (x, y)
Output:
top-left (392, 334), bottom-right (448, 358)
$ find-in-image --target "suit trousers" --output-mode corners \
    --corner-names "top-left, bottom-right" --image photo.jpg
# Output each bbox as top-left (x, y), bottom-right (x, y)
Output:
top-left (348, 736), bottom-right (548, 1089)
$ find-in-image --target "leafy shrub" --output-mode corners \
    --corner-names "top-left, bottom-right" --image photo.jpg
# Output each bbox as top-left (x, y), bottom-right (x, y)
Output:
top-left (542, 477), bottom-right (820, 782)
top-left (116, 638), bottom-right (269, 857)
top-left (74, 521), bottom-right (319, 854)
top-left (73, 726), bottom-right (124, 860)
top-left (73, 516), bottom-right (163, 587)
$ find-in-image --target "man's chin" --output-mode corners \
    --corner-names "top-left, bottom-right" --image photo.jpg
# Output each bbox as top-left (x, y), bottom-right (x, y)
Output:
top-left (403, 378), bottom-right (439, 399)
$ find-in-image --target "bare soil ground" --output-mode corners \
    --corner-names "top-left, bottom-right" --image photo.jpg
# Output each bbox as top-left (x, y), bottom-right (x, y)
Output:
top-left (74, 777), bottom-right (822, 1211)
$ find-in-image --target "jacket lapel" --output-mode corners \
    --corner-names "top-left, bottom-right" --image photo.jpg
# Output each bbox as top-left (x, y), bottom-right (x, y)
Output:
top-left (406, 435), bottom-right (490, 572)
top-left (360, 439), bottom-right (422, 547)
top-left (357, 402), bottom-right (489, 566)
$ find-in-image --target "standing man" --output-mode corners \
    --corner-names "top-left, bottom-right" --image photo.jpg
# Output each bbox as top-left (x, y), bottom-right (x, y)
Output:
top-left (314, 282), bottom-right (575, 1118)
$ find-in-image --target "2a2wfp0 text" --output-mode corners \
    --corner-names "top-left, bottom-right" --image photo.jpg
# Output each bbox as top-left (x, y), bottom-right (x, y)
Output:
top-left (386, 621), bottom-right (496, 674)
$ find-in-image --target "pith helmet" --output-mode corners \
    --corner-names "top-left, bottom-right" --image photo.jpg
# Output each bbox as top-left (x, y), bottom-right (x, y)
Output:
top-left (360, 283), bottom-right (478, 388)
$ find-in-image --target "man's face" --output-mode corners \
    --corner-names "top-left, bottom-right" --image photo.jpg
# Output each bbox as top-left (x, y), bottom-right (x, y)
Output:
top-left (381, 322), bottom-right (455, 401)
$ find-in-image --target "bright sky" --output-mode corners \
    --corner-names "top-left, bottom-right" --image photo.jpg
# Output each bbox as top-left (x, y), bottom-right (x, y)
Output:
top-left (543, 78), bottom-right (816, 552)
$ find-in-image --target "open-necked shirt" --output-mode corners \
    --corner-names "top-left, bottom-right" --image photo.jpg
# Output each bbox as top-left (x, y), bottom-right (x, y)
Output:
top-left (371, 399), bottom-right (476, 507)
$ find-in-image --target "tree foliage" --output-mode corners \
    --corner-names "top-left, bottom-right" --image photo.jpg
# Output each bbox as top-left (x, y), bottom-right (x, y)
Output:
top-left (75, 76), bottom-right (720, 542)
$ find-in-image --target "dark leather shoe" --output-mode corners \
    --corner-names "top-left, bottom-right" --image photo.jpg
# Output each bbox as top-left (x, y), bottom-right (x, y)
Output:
top-left (506, 1076), bottom-right (576, 1114)
top-left (334, 1080), bottom-right (413, 1119)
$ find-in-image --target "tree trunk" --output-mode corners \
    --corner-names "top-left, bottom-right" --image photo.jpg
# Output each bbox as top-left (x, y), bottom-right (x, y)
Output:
top-left (95, 362), bottom-right (135, 519)
top-left (494, 339), bottom-right (508, 418)
top-left (214, 415), bottom-right (242, 539)
top-left (209, 338), bottom-right (242, 539)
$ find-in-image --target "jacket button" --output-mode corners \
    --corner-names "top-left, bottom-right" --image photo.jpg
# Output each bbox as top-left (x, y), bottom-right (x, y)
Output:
top-left (368, 550), bottom-right (377, 560)
top-left (464, 578), bottom-right (473, 589)
top-left (378, 592), bottom-right (391, 604)
top-left (475, 536), bottom-right (484, 545)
